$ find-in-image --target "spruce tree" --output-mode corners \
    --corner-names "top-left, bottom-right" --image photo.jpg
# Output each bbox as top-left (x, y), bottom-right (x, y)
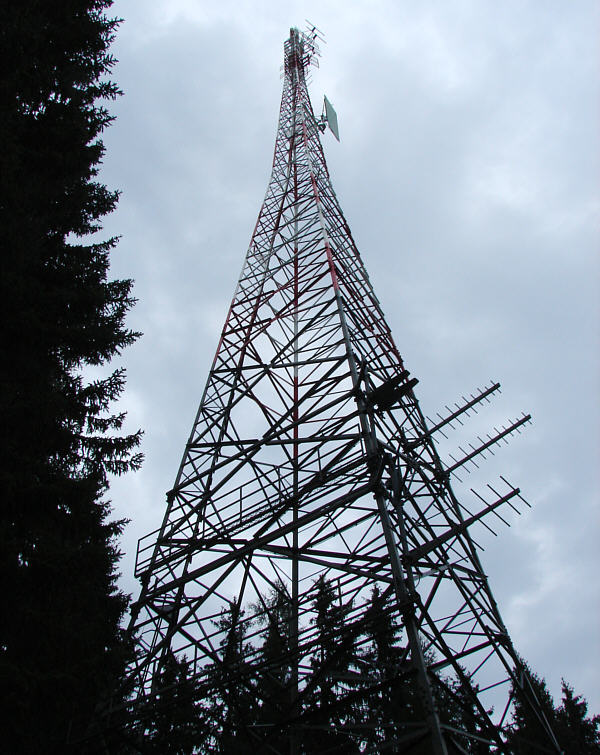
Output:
top-left (254, 585), bottom-right (294, 749)
top-left (0, 2), bottom-right (141, 751)
top-left (506, 667), bottom-right (600, 753)
top-left (360, 585), bottom-right (406, 750)
top-left (434, 673), bottom-right (493, 754)
top-left (505, 664), bottom-right (562, 754)
top-left (301, 576), bottom-right (361, 753)
top-left (143, 653), bottom-right (208, 754)
top-left (360, 585), bottom-right (440, 752)
top-left (207, 602), bottom-right (259, 752)
top-left (554, 680), bottom-right (600, 754)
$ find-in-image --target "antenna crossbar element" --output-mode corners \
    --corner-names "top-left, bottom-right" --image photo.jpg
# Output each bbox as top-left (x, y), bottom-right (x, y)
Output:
top-left (426, 381), bottom-right (502, 438)
top-left (305, 19), bottom-right (326, 42)
top-left (446, 414), bottom-right (532, 476)
top-left (405, 483), bottom-right (522, 563)
top-left (111, 25), bottom-right (562, 755)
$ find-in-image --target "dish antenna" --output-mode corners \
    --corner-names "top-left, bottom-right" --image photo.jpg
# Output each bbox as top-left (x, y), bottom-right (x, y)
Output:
top-left (321, 94), bottom-right (340, 141)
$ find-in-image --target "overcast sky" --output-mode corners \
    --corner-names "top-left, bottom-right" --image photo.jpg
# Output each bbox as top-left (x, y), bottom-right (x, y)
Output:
top-left (98, 0), bottom-right (599, 714)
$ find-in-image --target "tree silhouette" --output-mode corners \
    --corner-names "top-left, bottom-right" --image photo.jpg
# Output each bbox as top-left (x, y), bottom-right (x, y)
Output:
top-left (506, 665), bottom-right (557, 753)
top-left (300, 576), bottom-right (362, 754)
top-left (253, 584), bottom-right (295, 750)
top-left (359, 585), bottom-right (408, 750)
top-left (554, 679), bottom-right (599, 754)
top-left (142, 653), bottom-right (208, 754)
top-left (124, 587), bottom-right (599, 754)
top-left (1, 2), bottom-right (140, 750)
top-left (207, 602), bottom-right (259, 753)
top-left (505, 664), bottom-right (600, 754)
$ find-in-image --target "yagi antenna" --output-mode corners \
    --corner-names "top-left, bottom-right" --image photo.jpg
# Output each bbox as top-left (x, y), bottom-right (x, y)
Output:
top-left (305, 19), bottom-right (326, 43)
top-left (301, 22), bottom-right (337, 142)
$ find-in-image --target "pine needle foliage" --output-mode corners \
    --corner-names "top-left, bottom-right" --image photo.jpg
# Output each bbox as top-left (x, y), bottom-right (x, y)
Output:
top-left (0, 2), bottom-right (141, 751)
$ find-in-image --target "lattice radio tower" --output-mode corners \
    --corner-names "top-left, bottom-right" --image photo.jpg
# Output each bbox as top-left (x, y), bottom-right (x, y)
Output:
top-left (123, 27), bottom-right (560, 754)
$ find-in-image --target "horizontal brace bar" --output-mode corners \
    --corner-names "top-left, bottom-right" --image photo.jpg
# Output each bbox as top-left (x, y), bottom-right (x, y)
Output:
top-left (260, 544), bottom-right (391, 583)
top-left (212, 355), bottom-right (344, 372)
top-left (187, 433), bottom-right (359, 449)
top-left (135, 480), bottom-right (376, 604)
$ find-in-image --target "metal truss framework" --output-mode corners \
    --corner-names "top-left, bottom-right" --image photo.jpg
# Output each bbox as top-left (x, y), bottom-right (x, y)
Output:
top-left (125, 28), bottom-right (560, 754)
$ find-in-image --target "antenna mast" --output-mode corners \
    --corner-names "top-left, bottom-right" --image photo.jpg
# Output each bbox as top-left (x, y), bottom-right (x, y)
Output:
top-left (112, 27), bottom-right (560, 755)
